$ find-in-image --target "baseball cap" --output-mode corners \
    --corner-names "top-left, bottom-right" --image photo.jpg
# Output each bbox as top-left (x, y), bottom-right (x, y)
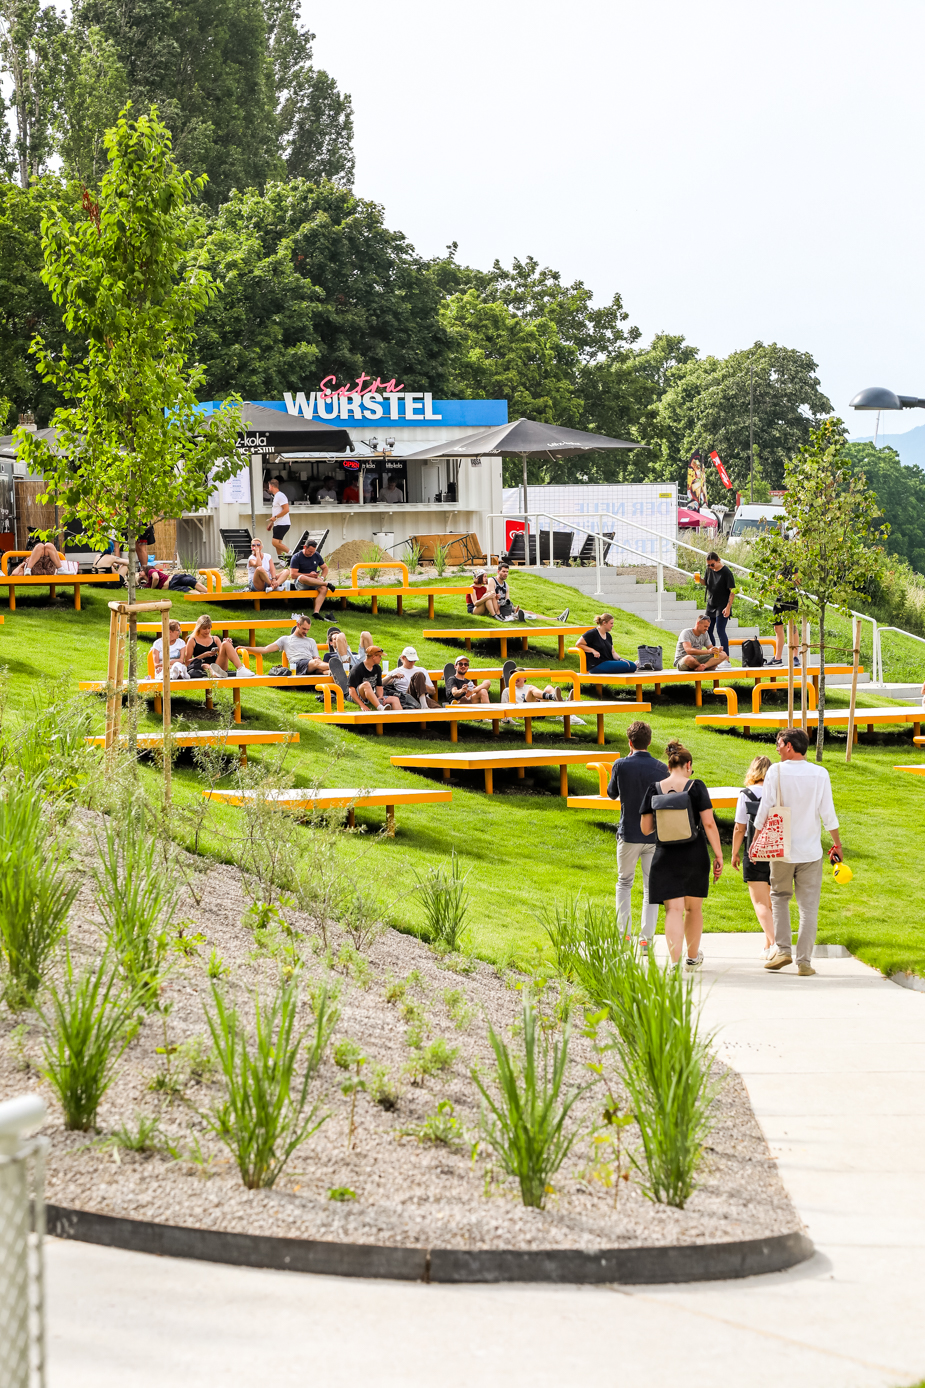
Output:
top-left (366, 645), bottom-right (384, 657)
top-left (401, 646), bottom-right (419, 662)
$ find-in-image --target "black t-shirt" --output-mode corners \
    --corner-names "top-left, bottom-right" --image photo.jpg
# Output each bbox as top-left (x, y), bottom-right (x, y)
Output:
top-left (349, 661), bottom-right (382, 691)
top-left (640, 777), bottom-right (713, 824)
top-left (447, 672), bottom-right (475, 700)
top-left (581, 627), bottom-right (614, 668)
top-left (704, 564), bottom-right (735, 613)
top-left (291, 550), bottom-right (325, 576)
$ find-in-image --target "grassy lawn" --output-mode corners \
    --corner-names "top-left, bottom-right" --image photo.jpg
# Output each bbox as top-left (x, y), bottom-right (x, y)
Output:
top-left (4, 569), bottom-right (925, 978)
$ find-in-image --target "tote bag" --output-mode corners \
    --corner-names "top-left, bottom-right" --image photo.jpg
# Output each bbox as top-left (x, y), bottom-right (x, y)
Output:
top-left (749, 776), bottom-right (791, 861)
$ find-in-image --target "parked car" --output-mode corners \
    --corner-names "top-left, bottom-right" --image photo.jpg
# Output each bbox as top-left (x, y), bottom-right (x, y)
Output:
top-left (729, 503), bottom-right (788, 538)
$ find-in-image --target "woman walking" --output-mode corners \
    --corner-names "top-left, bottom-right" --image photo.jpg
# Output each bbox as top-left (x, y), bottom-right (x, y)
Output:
top-left (639, 740), bottom-right (723, 967)
top-left (731, 755), bottom-right (774, 955)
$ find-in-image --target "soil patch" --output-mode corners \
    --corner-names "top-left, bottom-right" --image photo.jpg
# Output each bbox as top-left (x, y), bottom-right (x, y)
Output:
top-left (0, 811), bottom-right (802, 1253)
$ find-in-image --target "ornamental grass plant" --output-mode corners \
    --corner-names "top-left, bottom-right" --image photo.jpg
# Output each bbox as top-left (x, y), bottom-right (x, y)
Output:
top-left (95, 815), bottom-right (173, 1008)
top-left (0, 782), bottom-right (78, 1008)
top-left (41, 951), bottom-right (135, 1131)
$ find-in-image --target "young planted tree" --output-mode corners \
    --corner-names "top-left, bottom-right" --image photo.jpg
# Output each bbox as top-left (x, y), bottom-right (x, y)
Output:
top-left (15, 105), bottom-right (241, 711)
top-left (751, 418), bottom-right (887, 760)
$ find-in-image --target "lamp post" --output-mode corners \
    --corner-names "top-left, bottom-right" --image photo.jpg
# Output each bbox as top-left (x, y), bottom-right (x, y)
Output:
top-left (850, 387), bottom-right (925, 451)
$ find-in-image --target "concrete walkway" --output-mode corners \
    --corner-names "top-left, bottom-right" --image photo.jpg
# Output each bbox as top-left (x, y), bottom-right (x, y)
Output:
top-left (45, 934), bottom-right (925, 1388)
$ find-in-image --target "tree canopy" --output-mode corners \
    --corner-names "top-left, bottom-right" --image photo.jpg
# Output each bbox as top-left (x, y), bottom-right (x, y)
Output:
top-left (845, 442), bottom-right (925, 575)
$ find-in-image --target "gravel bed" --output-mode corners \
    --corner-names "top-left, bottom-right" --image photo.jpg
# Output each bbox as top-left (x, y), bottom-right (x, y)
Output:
top-left (0, 811), bottom-right (801, 1252)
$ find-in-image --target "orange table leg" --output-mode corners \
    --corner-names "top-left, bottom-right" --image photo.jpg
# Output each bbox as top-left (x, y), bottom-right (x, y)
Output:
top-left (239, 746), bottom-right (248, 766)
top-left (914, 722), bottom-right (921, 739)
top-left (255, 597), bottom-right (262, 611)
top-left (375, 721), bottom-right (383, 735)
top-left (492, 718), bottom-right (500, 737)
top-left (564, 715), bottom-right (571, 739)
top-left (442, 767), bottom-right (451, 780)
top-left (636, 682), bottom-right (643, 702)
top-left (559, 764), bottom-right (568, 796)
top-left (372, 596), bottom-right (378, 615)
top-left (655, 682), bottom-right (662, 697)
top-left (854, 725), bottom-right (859, 745)
top-left (206, 689), bottom-right (213, 711)
top-left (8, 587), bottom-right (14, 611)
top-left (428, 595), bottom-right (435, 619)
top-left (499, 637), bottom-right (507, 658)
top-left (396, 596), bottom-right (403, 616)
top-left (525, 717), bottom-right (533, 745)
top-left (521, 635), bottom-right (528, 652)
top-left (867, 724), bottom-right (874, 736)
top-left (74, 586), bottom-right (82, 611)
top-left (743, 726), bottom-right (751, 736)
top-left (558, 635), bottom-right (564, 660)
top-left (450, 721), bottom-right (458, 743)
top-left (249, 628), bottom-right (256, 645)
top-left (348, 808), bottom-right (356, 827)
top-left (465, 636), bottom-right (472, 650)
top-left (154, 695), bottom-right (162, 714)
top-left (484, 769), bottom-right (493, 794)
top-left (597, 714), bottom-right (605, 746)
top-left (517, 766), bottom-right (525, 779)
top-left (340, 597), bottom-right (347, 610)
top-left (234, 688), bottom-right (241, 724)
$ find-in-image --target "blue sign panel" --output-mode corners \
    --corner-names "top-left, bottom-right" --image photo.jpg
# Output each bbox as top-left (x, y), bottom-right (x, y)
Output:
top-left (200, 396), bottom-right (508, 428)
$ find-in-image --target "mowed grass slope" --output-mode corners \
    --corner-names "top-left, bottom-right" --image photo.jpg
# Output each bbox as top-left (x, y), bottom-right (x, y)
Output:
top-left (3, 570), bottom-right (924, 977)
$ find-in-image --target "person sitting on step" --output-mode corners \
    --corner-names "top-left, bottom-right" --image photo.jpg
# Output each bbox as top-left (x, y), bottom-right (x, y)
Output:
top-left (241, 612), bottom-right (328, 674)
top-left (444, 655), bottom-right (492, 705)
top-left (184, 615), bottom-right (256, 678)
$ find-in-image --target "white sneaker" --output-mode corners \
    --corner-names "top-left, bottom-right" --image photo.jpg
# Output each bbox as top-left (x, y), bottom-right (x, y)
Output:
top-left (570, 715), bottom-right (588, 726)
top-left (714, 660), bottom-right (733, 672)
top-left (685, 950), bottom-right (704, 969)
top-left (237, 666), bottom-right (257, 678)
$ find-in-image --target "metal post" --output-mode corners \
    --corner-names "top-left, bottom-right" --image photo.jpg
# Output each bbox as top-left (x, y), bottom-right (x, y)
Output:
top-left (0, 1094), bottom-right (48, 1388)
top-left (249, 451), bottom-right (259, 539)
top-left (594, 523), bottom-right (603, 598)
top-left (657, 561), bottom-right (663, 621)
top-left (871, 618), bottom-right (881, 683)
top-left (160, 604), bottom-right (172, 806)
top-left (846, 617), bottom-right (861, 763)
top-left (749, 360), bottom-right (755, 504)
top-left (800, 619), bottom-right (809, 733)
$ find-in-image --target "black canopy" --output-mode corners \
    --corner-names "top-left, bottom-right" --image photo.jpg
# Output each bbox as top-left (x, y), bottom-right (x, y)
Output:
top-left (223, 402), bottom-right (354, 456)
top-left (403, 418), bottom-right (645, 460)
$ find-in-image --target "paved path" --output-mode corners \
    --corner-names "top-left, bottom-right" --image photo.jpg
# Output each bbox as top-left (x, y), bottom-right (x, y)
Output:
top-left (45, 935), bottom-right (925, 1388)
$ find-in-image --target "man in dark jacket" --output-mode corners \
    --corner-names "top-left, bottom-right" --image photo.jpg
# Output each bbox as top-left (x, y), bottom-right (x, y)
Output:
top-left (607, 721), bottom-right (668, 949)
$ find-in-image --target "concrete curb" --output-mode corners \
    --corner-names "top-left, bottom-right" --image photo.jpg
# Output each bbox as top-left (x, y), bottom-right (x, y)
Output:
top-left (46, 1204), bottom-right (813, 1285)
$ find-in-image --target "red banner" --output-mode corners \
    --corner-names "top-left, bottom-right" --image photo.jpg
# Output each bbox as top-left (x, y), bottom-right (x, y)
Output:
top-left (710, 450), bottom-right (732, 489)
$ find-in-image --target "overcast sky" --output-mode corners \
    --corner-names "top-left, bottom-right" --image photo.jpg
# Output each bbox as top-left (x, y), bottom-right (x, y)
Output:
top-left (311, 0), bottom-right (924, 437)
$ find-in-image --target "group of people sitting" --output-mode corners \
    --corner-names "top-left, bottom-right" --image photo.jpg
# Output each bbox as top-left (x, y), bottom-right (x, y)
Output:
top-left (246, 537), bottom-right (333, 615)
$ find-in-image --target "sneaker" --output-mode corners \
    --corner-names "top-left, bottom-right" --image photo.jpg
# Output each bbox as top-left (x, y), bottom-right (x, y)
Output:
top-left (557, 607), bottom-right (570, 623)
top-left (797, 963), bottom-right (816, 976)
top-left (570, 715), bottom-right (588, 726)
top-left (553, 686), bottom-right (565, 702)
top-left (237, 666), bottom-right (257, 678)
top-left (685, 950), bottom-right (704, 969)
top-left (23, 566), bottom-right (32, 575)
top-left (761, 945), bottom-right (772, 959)
top-left (714, 660), bottom-right (733, 671)
top-left (208, 664), bottom-right (229, 679)
top-left (327, 653), bottom-right (350, 696)
top-left (501, 717), bottom-right (515, 725)
top-left (764, 948), bottom-right (793, 971)
top-left (766, 657), bottom-right (783, 667)
top-left (516, 608), bottom-right (526, 622)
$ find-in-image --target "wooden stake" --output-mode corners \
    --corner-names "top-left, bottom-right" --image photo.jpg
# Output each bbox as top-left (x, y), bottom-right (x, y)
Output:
top-left (800, 618), bottom-right (809, 733)
top-left (160, 604), bottom-right (173, 804)
top-left (787, 619), bottom-right (796, 724)
top-left (845, 617), bottom-right (861, 763)
top-left (104, 605), bottom-right (121, 758)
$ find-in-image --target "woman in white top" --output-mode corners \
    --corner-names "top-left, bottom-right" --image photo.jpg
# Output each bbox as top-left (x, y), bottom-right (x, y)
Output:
top-left (247, 538), bottom-right (282, 591)
top-left (731, 755), bottom-right (774, 954)
top-left (152, 620), bottom-right (189, 680)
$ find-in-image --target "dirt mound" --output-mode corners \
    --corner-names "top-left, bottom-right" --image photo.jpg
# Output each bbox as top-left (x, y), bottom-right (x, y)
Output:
top-left (324, 539), bottom-right (388, 571)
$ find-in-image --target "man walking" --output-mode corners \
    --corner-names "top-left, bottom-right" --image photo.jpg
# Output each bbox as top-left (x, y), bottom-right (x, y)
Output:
top-left (607, 721), bottom-right (668, 950)
top-left (701, 550), bottom-right (736, 656)
top-left (757, 727), bottom-right (843, 976)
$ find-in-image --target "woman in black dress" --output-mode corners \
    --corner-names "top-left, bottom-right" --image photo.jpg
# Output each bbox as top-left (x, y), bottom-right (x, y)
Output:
top-left (639, 740), bottom-right (724, 967)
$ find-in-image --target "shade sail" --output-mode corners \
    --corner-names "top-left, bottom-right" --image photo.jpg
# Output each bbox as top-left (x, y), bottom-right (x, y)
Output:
top-left (403, 417), bottom-right (646, 460)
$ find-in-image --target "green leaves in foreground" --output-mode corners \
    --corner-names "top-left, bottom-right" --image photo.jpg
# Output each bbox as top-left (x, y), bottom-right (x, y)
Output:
top-left (204, 978), bottom-right (338, 1189)
top-left (0, 782), bottom-right (78, 1008)
top-left (40, 951), bottom-right (135, 1131)
top-left (472, 1001), bottom-right (588, 1209)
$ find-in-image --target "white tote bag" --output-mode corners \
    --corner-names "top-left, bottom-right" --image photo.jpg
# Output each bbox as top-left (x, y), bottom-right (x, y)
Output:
top-left (749, 776), bottom-right (792, 862)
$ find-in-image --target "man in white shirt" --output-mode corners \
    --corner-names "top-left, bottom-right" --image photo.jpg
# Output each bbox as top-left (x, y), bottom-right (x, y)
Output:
top-left (380, 480), bottom-right (404, 503)
top-left (755, 727), bottom-right (843, 976)
top-left (386, 646), bottom-right (436, 702)
top-left (267, 478), bottom-right (291, 557)
top-left (241, 614), bottom-right (328, 674)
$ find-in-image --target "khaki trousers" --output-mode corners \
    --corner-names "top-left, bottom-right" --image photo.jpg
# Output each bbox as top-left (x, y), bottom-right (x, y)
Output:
top-left (770, 857), bottom-right (824, 965)
top-left (616, 840), bottom-right (658, 940)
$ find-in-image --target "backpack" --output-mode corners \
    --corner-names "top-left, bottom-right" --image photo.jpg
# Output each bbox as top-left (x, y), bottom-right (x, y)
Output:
top-left (637, 644), bottom-right (663, 671)
top-left (740, 787), bottom-right (761, 857)
top-left (742, 638), bottom-right (765, 668)
top-left (650, 779), bottom-right (700, 844)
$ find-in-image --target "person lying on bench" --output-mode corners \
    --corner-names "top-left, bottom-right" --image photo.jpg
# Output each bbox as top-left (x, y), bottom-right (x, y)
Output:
top-left (185, 615), bottom-right (256, 678)
top-left (326, 625), bottom-right (372, 671)
top-left (674, 614), bottom-right (731, 672)
top-left (288, 541), bottom-right (331, 614)
top-left (152, 621), bottom-right (189, 680)
top-left (242, 612), bottom-right (329, 674)
top-left (247, 538), bottom-right (284, 591)
top-left (12, 542), bottom-right (78, 576)
top-left (347, 645), bottom-right (401, 711)
top-left (446, 655), bottom-right (491, 705)
top-left (500, 669), bottom-right (587, 725)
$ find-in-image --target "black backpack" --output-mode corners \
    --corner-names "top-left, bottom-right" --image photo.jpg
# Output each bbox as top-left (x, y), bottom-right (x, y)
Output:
top-left (650, 779), bottom-right (700, 844)
top-left (740, 787), bottom-right (761, 856)
top-left (741, 638), bottom-right (765, 668)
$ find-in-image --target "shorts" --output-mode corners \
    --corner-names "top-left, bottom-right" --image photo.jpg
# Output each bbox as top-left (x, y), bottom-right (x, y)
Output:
top-left (674, 651), bottom-right (713, 669)
top-left (137, 526), bottom-right (156, 546)
top-left (272, 524), bottom-right (291, 541)
top-left (773, 600), bottom-right (798, 621)
top-left (742, 854), bottom-right (771, 885)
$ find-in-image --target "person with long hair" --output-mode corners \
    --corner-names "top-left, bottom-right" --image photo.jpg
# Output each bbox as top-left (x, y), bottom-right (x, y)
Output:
top-left (576, 613), bottom-right (637, 674)
top-left (185, 615), bottom-right (255, 678)
top-left (247, 538), bottom-right (283, 591)
top-left (639, 740), bottom-right (724, 967)
top-left (731, 756), bottom-right (775, 955)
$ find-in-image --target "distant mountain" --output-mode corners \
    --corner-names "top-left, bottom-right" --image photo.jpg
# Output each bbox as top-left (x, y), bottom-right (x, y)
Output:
top-left (851, 424), bottom-right (925, 469)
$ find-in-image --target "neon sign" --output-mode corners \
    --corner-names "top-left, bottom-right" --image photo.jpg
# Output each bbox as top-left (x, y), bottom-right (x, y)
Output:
top-left (284, 378), bottom-right (443, 422)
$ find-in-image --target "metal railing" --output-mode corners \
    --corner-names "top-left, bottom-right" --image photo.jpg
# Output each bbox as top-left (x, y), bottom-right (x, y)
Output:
top-left (0, 1095), bottom-right (48, 1388)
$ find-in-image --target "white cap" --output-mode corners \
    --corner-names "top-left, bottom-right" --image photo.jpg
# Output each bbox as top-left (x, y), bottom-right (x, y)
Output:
top-left (401, 646), bottom-right (419, 662)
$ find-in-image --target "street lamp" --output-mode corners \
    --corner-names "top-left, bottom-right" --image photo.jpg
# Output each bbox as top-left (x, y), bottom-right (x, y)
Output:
top-left (849, 386), bottom-right (925, 449)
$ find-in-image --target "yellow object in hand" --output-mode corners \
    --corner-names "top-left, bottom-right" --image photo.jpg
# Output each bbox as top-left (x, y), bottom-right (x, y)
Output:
top-left (833, 863), bottom-right (853, 885)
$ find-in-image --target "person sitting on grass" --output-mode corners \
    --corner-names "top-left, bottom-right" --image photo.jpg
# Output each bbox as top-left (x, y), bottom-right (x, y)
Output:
top-left (152, 621), bottom-right (189, 680)
top-left (347, 645), bottom-right (401, 711)
top-left (445, 655), bottom-right (492, 705)
top-left (674, 614), bottom-right (731, 672)
top-left (12, 541), bottom-right (78, 576)
top-left (288, 540), bottom-right (332, 614)
top-left (576, 613), bottom-right (637, 674)
top-left (184, 615), bottom-right (256, 679)
top-left (247, 538), bottom-right (283, 592)
top-left (467, 570), bottom-right (501, 618)
top-left (241, 612), bottom-right (329, 674)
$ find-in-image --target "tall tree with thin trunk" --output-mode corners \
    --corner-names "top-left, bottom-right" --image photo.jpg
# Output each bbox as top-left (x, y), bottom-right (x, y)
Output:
top-left (0, 0), bottom-right (67, 186)
top-left (750, 418), bottom-right (887, 761)
top-left (16, 104), bottom-right (241, 734)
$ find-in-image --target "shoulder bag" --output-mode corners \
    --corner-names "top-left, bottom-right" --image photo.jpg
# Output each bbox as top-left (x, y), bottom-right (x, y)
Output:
top-left (749, 775), bottom-right (791, 861)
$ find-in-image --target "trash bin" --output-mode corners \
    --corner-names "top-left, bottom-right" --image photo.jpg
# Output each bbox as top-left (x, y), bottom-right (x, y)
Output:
top-left (372, 531), bottom-right (394, 554)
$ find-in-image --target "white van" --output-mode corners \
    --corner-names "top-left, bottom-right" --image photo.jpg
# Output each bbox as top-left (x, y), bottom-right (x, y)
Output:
top-left (729, 503), bottom-right (788, 539)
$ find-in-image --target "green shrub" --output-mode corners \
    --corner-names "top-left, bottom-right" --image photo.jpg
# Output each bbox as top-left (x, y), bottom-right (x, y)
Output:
top-left (40, 951), bottom-right (134, 1131)
top-left (204, 979), bottom-right (337, 1189)
top-left (414, 851), bottom-right (470, 951)
top-left (400, 1099), bottom-right (464, 1146)
top-left (0, 784), bottom-right (78, 1007)
top-left (472, 1001), bottom-right (587, 1208)
top-left (222, 545), bottom-right (238, 588)
top-left (432, 542), bottom-right (450, 577)
top-left (95, 816), bottom-right (172, 1008)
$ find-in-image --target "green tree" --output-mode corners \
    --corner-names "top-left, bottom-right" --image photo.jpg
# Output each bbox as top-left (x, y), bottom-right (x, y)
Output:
top-left (15, 107), bottom-right (241, 708)
top-left (751, 419), bottom-right (887, 760)
top-left (58, 23), bottom-right (128, 186)
top-left (75, 0), bottom-right (279, 207)
top-left (265, 0), bottom-right (354, 186)
top-left (0, 0), bottom-right (68, 187)
top-left (846, 442), bottom-right (925, 574)
top-left (195, 180), bottom-right (452, 398)
top-left (655, 342), bottom-right (833, 497)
